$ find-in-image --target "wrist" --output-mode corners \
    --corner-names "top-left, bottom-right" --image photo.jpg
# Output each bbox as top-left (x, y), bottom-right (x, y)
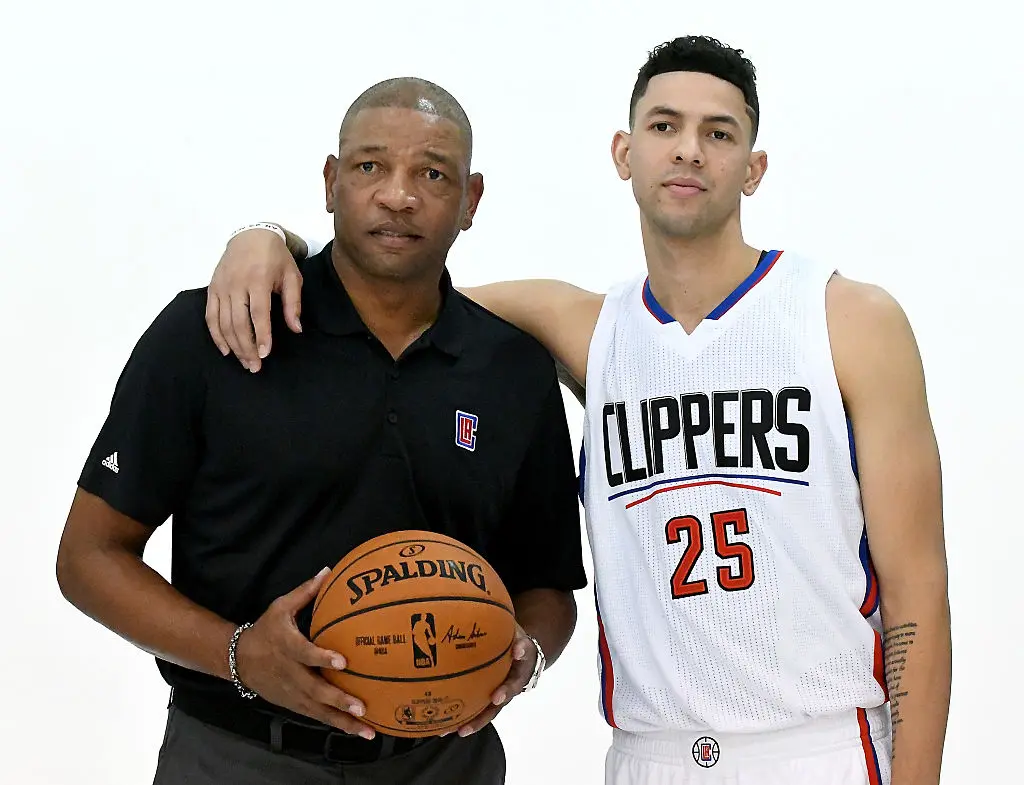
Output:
top-left (228, 222), bottom-right (287, 247)
top-left (522, 634), bottom-right (546, 691)
top-left (228, 622), bottom-right (259, 699)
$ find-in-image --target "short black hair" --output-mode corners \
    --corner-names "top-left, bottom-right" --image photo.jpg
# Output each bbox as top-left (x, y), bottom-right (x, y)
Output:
top-left (629, 36), bottom-right (759, 143)
top-left (340, 77), bottom-right (473, 166)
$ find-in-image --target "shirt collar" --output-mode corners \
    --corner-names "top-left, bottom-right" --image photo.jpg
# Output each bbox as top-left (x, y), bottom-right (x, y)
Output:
top-left (302, 242), bottom-right (464, 358)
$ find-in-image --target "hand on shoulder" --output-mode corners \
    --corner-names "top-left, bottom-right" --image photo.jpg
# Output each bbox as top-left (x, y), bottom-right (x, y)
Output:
top-left (205, 227), bottom-right (305, 373)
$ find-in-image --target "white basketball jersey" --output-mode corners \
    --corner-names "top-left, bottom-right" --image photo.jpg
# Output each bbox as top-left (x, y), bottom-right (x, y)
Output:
top-left (581, 249), bottom-right (889, 734)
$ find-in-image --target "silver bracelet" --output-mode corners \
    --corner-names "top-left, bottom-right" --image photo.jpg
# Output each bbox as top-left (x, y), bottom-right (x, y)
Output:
top-left (228, 222), bottom-right (287, 245)
top-left (522, 634), bottom-right (546, 692)
top-left (228, 622), bottom-right (258, 700)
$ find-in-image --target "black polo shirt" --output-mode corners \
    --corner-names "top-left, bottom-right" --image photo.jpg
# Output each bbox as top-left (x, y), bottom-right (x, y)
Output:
top-left (77, 243), bottom-right (587, 709)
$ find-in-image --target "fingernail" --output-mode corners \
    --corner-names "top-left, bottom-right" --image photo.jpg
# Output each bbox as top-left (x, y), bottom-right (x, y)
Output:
top-left (317, 566), bottom-right (331, 578)
top-left (349, 704), bottom-right (364, 716)
top-left (359, 728), bottom-right (375, 740)
top-left (258, 344), bottom-right (268, 358)
top-left (440, 731), bottom-right (451, 737)
top-left (458, 727), bottom-right (473, 737)
top-left (331, 655), bottom-right (346, 670)
top-left (249, 362), bottom-right (260, 373)
top-left (493, 691), bottom-right (506, 705)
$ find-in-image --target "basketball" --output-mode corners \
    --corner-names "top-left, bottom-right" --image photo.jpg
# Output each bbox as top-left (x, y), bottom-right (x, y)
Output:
top-left (309, 530), bottom-right (517, 738)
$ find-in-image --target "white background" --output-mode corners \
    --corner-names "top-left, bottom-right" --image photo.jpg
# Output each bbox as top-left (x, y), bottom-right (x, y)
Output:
top-left (1, 1), bottom-right (1021, 782)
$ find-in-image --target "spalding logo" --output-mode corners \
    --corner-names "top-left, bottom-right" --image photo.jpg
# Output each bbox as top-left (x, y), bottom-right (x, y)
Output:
top-left (347, 559), bottom-right (488, 605)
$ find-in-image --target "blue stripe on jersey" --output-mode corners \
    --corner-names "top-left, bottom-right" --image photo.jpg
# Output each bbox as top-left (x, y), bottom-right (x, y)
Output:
top-left (608, 471), bottom-right (810, 502)
top-left (641, 278), bottom-right (674, 324)
top-left (862, 710), bottom-right (884, 783)
top-left (706, 249), bottom-right (781, 319)
top-left (578, 444), bottom-right (586, 506)
top-left (640, 249), bottom-right (781, 325)
top-left (847, 417), bottom-right (859, 479)
top-left (850, 416), bottom-right (880, 616)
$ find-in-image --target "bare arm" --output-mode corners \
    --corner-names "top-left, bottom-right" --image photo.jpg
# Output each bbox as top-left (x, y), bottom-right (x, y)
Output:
top-left (458, 280), bottom-right (602, 387)
top-left (513, 587), bottom-right (577, 670)
top-left (828, 275), bottom-right (951, 784)
top-left (205, 225), bottom-right (604, 391)
top-left (57, 488), bottom-right (238, 679)
top-left (56, 489), bottom-right (375, 736)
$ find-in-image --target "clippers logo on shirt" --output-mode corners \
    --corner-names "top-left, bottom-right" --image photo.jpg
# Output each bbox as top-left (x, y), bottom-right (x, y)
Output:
top-left (455, 410), bottom-right (479, 451)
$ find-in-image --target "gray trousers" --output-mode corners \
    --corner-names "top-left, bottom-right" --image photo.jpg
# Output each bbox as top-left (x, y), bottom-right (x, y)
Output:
top-left (152, 706), bottom-right (506, 785)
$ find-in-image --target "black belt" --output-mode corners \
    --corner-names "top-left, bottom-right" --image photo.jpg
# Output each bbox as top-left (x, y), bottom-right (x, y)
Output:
top-left (170, 689), bottom-right (433, 764)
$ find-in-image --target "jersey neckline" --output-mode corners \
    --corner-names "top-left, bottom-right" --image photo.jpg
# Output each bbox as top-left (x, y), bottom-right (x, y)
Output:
top-left (642, 249), bottom-right (785, 326)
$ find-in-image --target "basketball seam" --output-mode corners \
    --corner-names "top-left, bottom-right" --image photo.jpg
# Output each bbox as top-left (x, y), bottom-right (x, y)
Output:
top-left (310, 595), bottom-right (515, 641)
top-left (311, 536), bottom-right (495, 617)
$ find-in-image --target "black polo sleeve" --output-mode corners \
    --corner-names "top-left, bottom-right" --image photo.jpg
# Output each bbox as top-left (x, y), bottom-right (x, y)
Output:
top-left (491, 375), bottom-right (588, 597)
top-left (77, 290), bottom-right (206, 528)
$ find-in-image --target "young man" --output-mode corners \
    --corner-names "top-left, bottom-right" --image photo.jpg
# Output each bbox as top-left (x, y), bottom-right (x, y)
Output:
top-left (205, 37), bottom-right (951, 785)
top-left (57, 77), bottom-right (588, 785)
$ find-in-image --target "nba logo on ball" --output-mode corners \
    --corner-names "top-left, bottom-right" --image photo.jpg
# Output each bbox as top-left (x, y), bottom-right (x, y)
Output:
top-left (455, 410), bottom-right (479, 451)
top-left (692, 736), bottom-right (719, 768)
top-left (411, 613), bottom-right (438, 669)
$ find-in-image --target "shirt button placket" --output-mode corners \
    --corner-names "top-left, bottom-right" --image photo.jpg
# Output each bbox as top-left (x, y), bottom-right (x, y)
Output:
top-left (386, 365), bottom-right (400, 425)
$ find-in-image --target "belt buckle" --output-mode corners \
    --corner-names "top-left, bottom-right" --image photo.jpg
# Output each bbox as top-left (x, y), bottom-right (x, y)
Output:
top-left (323, 731), bottom-right (378, 764)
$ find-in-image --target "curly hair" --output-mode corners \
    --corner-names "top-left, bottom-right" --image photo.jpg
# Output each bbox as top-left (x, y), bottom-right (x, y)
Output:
top-left (629, 36), bottom-right (759, 143)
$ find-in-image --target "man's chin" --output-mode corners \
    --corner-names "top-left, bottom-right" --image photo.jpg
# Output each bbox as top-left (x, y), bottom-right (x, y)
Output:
top-left (647, 207), bottom-right (723, 240)
top-left (352, 250), bottom-right (436, 282)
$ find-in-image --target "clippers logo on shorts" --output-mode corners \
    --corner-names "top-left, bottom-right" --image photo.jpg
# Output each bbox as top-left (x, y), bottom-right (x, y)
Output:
top-left (455, 410), bottom-right (479, 451)
top-left (411, 613), bottom-right (438, 669)
top-left (692, 737), bottom-right (719, 768)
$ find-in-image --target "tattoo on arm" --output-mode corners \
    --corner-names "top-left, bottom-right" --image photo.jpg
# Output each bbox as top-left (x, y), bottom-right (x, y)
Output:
top-left (554, 358), bottom-right (585, 407)
top-left (882, 621), bottom-right (918, 759)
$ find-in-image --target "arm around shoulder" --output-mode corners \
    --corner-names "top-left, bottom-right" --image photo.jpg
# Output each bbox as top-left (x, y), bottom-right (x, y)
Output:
top-left (457, 279), bottom-right (604, 386)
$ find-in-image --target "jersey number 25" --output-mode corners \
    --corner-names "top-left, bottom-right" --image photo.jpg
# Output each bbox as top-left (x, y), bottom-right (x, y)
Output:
top-left (665, 508), bottom-right (754, 598)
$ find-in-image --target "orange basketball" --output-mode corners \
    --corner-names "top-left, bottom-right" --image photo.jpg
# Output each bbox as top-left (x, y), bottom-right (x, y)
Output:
top-left (309, 530), bottom-right (516, 738)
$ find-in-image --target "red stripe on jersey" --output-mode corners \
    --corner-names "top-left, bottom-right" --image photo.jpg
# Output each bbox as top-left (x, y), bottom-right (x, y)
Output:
top-left (873, 631), bottom-right (889, 700)
top-left (625, 479), bottom-right (781, 509)
top-left (857, 708), bottom-right (884, 785)
top-left (596, 612), bottom-right (618, 728)
top-left (859, 558), bottom-right (879, 616)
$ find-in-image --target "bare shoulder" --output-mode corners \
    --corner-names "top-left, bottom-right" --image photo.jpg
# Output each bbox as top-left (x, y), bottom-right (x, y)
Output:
top-left (825, 273), bottom-right (909, 333)
top-left (825, 273), bottom-right (924, 400)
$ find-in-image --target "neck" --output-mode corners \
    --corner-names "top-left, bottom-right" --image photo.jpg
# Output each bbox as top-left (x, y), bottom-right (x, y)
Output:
top-left (331, 245), bottom-right (443, 359)
top-left (641, 211), bottom-right (761, 332)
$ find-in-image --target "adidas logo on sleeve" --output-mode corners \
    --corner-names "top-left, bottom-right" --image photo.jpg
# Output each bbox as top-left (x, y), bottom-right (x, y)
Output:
top-left (101, 452), bottom-right (119, 474)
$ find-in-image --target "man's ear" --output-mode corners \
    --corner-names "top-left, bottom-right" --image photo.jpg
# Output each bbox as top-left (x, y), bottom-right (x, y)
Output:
top-left (743, 150), bottom-right (767, 196)
top-left (611, 130), bottom-right (632, 181)
top-left (324, 155), bottom-right (339, 212)
top-left (460, 172), bottom-right (485, 231)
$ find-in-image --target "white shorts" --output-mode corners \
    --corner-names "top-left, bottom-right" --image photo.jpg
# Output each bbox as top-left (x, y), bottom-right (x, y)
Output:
top-left (605, 705), bottom-right (891, 785)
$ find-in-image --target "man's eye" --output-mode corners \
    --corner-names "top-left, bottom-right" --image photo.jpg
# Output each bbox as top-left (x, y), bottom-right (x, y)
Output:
top-left (426, 168), bottom-right (445, 181)
top-left (359, 162), bottom-right (377, 173)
